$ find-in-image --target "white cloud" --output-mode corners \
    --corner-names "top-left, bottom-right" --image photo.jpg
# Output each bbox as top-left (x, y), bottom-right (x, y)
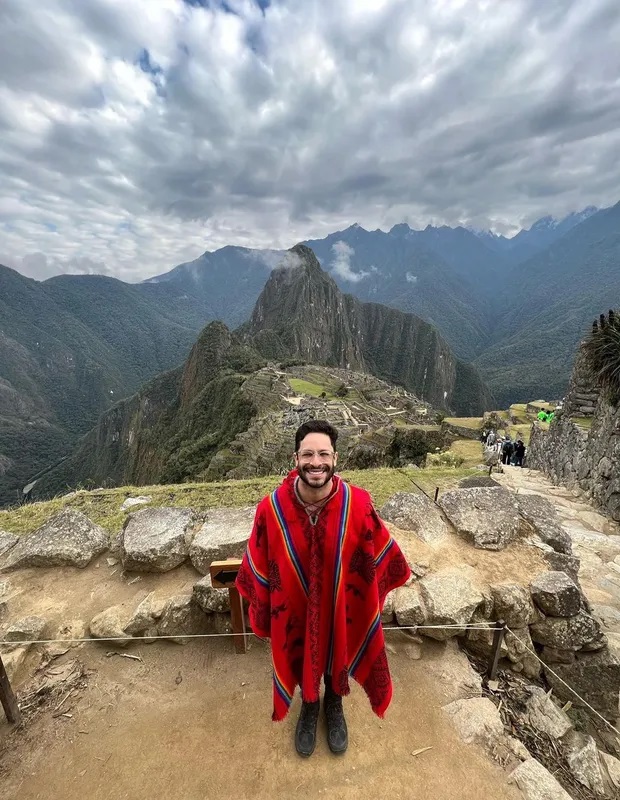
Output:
top-left (406, 272), bottom-right (418, 284)
top-left (0, 0), bottom-right (619, 281)
top-left (330, 241), bottom-right (370, 283)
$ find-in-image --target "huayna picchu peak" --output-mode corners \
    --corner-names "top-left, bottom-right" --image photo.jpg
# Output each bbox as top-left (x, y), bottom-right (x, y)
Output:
top-left (28, 244), bottom-right (492, 499)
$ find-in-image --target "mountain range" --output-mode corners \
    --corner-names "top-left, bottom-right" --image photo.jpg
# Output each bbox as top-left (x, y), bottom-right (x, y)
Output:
top-left (34, 245), bottom-right (483, 497)
top-left (1, 201), bottom-right (618, 502)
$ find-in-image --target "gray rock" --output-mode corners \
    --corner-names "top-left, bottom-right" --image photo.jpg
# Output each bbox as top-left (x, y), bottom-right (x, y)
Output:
top-left (531, 610), bottom-right (604, 649)
top-left (524, 687), bottom-right (572, 739)
top-left (540, 646), bottom-right (577, 665)
top-left (121, 507), bottom-right (198, 573)
top-left (504, 626), bottom-right (541, 679)
top-left (125, 592), bottom-right (168, 636)
top-left (3, 615), bottom-right (47, 651)
top-left (381, 591), bottom-right (395, 623)
top-left (543, 551), bottom-right (581, 582)
top-left (189, 507), bottom-right (255, 574)
top-left (509, 758), bottom-right (572, 800)
top-left (418, 571), bottom-right (483, 640)
top-left (424, 640), bottom-right (482, 703)
top-left (530, 571), bottom-right (582, 617)
top-left (1, 509), bottom-right (108, 570)
top-left (600, 752), bottom-right (620, 792)
top-left (193, 574), bottom-right (231, 614)
top-left (120, 495), bottom-right (152, 511)
top-left (516, 494), bottom-right (572, 554)
top-left (0, 530), bottom-right (18, 557)
top-left (490, 583), bottom-right (538, 628)
top-left (157, 594), bottom-right (212, 643)
top-left (379, 493), bottom-right (450, 544)
top-left (443, 696), bottom-right (528, 763)
top-left (89, 604), bottom-right (132, 646)
top-left (544, 635), bottom-right (620, 720)
top-left (562, 730), bottom-right (615, 798)
top-left (592, 604), bottom-right (620, 633)
top-left (438, 487), bottom-right (522, 550)
top-left (393, 585), bottom-right (425, 627)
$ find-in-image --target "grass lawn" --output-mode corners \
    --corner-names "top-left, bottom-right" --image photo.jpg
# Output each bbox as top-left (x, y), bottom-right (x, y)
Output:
top-left (449, 439), bottom-right (485, 467)
top-left (288, 378), bottom-right (333, 398)
top-left (571, 417), bottom-right (594, 430)
top-left (0, 463), bottom-right (480, 538)
top-left (443, 417), bottom-right (484, 429)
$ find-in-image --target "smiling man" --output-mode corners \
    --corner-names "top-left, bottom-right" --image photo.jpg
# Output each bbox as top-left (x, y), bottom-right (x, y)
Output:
top-left (236, 419), bottom-right (411, 757)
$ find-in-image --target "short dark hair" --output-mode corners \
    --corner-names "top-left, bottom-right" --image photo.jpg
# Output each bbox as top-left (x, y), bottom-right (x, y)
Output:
top-left (295, 420), bottom-right (338, 452)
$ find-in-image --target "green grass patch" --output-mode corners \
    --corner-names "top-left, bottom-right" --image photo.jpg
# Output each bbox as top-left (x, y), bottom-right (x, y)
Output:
top-left (508, 423), bottom-right (531, 445)
top-left (443, 417), bottom-right (483, 430)
top-left (288, 378), bottom-right (333, 398)
top-left (571, 416), bottom-right (594, 430)
top-left (0, 465), bottom-right (479, 537)
top-left (449, 439), bottom-right (484, 467)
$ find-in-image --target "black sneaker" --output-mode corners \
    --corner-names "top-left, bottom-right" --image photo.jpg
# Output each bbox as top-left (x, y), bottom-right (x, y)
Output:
top-left (324, 693), bottom-right (348, 754)
top-left (295, 700), bottom-right (320, 757)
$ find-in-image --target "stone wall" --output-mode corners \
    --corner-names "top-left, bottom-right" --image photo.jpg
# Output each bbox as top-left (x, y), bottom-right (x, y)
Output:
top-left (528, 346), bottom-right (620, 521)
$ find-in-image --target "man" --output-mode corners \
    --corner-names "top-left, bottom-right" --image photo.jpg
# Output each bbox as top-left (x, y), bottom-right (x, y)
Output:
top-left (514, 439), bottom-right (526, 467)
top-left (236, 420), bottom-right (411, 757)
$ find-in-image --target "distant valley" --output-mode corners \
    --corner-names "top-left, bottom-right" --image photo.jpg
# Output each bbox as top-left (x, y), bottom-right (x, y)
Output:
top-left (1, 202), bottom-right (619, 503)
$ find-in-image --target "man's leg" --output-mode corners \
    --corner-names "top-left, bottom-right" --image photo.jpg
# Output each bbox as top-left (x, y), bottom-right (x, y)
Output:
top-left (323, 674), bottom-right (348, 754)
top-left (295, 698), bottom-right (320, 757)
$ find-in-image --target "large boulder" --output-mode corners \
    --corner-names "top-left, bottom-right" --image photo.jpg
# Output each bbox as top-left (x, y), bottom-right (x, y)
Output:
top-left (490, 583), bottom-right (538, 628)
top-left (443, 696), bottom-right (528, 763)
top-left (120, 507), bottom-right (198, 573)
top-left (418, 570), bottom-right (483, 640)
top-left (516, 494), bottom-right (572, 554)
top-left (156, 594), bottom-right (213, 643)
top-left (2, 615), bottom-right (47, 651)
top-left (424, 640), bottom-right (482, 703)
top-left (544, 633), bottom-right (620, 720)
top-left (562, 730), bottom-right (616, 798)
top-left (193, 574), bottom-right (230, 614)
top-left (524, 687), bottom-right (572, 740)
top-left (379, 493), bottom-right (449, 544)
top-left (1, 509), bottom-right (108, 570)
top-left (509, 758), bottom-right (572, 800)
top-left (438, 487), bottom-right (522, 550)
top-left (89, 604), bottom-right (132, 646)
top-left (530, 610), bottom-right (604, 650)
top-left (0, 530), bottom-right (18, 557)
top-left (530, 572), bottom-right (581, 617)
top-left (393, 585), bottom-right (425, 627)
top-left (189, 507), bottom-right (255, 574)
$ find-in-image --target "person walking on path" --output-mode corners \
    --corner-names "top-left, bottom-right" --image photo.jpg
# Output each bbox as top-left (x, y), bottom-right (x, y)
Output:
top-left (236, 419), bottom-right (411, 757)
top-left (514, 439), bottom-right (526, 467)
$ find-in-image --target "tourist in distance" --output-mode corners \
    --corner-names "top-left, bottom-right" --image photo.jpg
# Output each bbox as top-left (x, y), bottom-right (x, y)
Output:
top-left (236, 419), bottom-right (411, 757)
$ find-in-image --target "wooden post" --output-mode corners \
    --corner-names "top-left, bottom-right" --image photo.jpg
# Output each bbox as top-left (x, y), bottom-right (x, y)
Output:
top-left (210, 559), bottom-right (247, 654)
top-left (0, 652), bottom-right (21, 725)
top-left (487, 620), bottom-right (505, 681)
top-left (434, 487), bottom-right (439, 503)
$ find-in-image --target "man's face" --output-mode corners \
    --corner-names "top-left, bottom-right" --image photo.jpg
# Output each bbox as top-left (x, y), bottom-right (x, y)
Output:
top-left (294, 432), bottom-right (338, 489)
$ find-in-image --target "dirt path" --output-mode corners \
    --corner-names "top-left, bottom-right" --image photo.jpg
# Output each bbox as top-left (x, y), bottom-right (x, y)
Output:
top-left (1, 638), bottom-right (522, 800)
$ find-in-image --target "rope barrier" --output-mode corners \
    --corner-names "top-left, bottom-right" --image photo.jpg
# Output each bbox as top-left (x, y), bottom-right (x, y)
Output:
top-left (0, 622), bottom-right (499, 648)
top-left (6, 621), bottom-right (617, 741)
top-left (503, 625), bottom-right (620, 738)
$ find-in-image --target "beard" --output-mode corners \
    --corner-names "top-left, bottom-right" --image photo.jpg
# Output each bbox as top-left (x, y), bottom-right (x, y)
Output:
top-left (297, 463), bottom-right (335, 490)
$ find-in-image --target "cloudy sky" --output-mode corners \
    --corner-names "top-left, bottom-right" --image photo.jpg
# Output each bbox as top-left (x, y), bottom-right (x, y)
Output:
top-left (1, 0), bottom-right (619, 282)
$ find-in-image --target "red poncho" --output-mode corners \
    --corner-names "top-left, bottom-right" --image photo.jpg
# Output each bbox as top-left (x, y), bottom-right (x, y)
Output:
top-left (236, 471), bottom-right (411, 721)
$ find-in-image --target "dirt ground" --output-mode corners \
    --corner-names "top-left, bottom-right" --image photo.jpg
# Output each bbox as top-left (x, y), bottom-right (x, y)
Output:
top-left (1, 636), bottom-right (522, 800)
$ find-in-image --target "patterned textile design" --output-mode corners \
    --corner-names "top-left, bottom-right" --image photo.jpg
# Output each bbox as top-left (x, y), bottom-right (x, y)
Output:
top-left (235, 471), bottom-right (411, 721)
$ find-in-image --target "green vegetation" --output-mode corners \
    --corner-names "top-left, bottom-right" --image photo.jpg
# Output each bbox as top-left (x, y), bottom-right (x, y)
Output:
top-left (571, 416), bottom-right (594, 430)
top-left (443, 417), bottom-right (483, 429)
top-left (288, 378), bottom-right (333, 398)
top-left (0, 464), bottom-right (479, 537)
top-left (585, 309), bottom-right (620, 404)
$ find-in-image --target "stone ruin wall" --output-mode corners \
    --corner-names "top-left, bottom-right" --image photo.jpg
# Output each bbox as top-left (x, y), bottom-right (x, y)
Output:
top-left (528, 344), bottom-right (620, 522)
